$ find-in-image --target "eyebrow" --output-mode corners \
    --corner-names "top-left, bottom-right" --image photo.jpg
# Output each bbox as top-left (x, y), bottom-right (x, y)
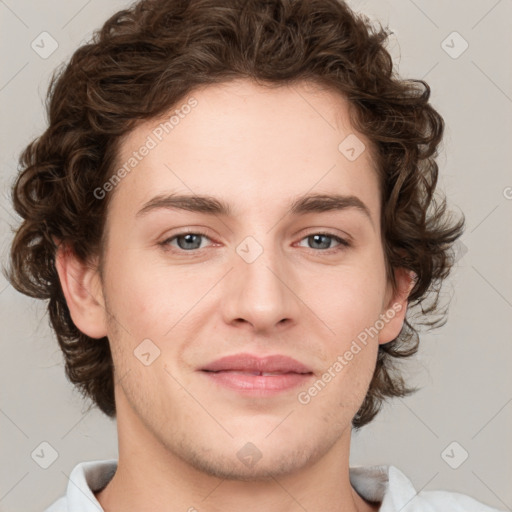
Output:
top-left (136, 192), bottom-right (373, 224)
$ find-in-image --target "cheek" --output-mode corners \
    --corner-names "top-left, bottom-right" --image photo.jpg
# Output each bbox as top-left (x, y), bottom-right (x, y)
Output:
top-left (103, 254), bottom-right (215, 377)
top-left (103, 252), bottom-right (181, 335)
top-left (104, 231), bottom-right (387, 346)
top-left (306, 265), bottom-right (386, 343)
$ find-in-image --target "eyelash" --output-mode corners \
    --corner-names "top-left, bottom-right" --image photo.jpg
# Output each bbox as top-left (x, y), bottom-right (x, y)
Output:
top-left (159, 230), bottom-right (351, 255)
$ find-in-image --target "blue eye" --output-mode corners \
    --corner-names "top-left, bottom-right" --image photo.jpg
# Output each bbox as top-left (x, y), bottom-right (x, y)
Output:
top-left (162, 231), bottom-right (211, 251)
top-left (160, 231), bottom-right (350, 254)
top-left (298, 233), bottom-right (350, 252)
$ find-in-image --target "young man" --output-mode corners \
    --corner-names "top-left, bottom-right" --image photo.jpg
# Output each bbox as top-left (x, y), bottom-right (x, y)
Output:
top-left (7, 0), bottom-right (503, 511)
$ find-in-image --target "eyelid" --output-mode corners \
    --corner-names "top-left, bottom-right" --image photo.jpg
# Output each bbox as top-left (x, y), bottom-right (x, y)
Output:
top-left (159, 228), bottom-right (213, 248)
top-left (294, 231), bottom-right (351, 253)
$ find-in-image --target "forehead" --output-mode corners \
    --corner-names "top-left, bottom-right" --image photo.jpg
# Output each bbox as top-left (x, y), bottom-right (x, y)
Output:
top-left (109, 78), bottom-right (380, 223)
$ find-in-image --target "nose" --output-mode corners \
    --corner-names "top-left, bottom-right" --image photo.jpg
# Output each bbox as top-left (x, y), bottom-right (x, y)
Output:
top-left (221, 236), bottom-right (301, 334)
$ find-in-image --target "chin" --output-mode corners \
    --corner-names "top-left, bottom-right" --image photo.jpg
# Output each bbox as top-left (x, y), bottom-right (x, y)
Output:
top-left (182, 447), bottom-right (314, 481)
top-left (169, 429), bottom-right (337, 482)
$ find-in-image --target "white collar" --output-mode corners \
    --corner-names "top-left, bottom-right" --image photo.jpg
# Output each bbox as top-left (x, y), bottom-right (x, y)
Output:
top-left (46, 459), bottom-right (502, 512)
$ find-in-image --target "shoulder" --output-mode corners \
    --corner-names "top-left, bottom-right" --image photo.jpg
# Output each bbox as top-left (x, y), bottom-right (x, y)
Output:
top-left (350, 465), bottom-right (506, 512)
top-left (43, 459), bottom-right (117, 512)
top-left (412, 487), bottom-right (505, 511)
top-left (386, 466), bottom-right (505, 512)
top-left (44, 495), bottom-right (67, 512)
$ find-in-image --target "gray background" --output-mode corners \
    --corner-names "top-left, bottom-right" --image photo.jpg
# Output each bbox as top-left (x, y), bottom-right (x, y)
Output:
top-left (1, 0), bottom-right (511, 510)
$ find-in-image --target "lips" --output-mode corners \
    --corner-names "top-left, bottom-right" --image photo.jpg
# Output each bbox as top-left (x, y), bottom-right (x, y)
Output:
top-left (200, 353), bottom-right (313, 374)
top-left (199, 353), bottom-right (314, 395)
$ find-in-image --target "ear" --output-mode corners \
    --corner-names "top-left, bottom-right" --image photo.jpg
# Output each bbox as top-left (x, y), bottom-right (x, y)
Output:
top-left (54, 239), bottom-right (108, 339)
top-left (378, 267), bottom-right (415, 345)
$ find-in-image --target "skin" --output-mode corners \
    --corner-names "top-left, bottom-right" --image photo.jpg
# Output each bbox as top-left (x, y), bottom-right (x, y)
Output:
top-left (56, 78), bottom-right (413, 512)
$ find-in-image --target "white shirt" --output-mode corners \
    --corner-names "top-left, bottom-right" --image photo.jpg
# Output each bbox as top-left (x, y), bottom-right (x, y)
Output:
top-left (44, 459), bottom-right (505, 511)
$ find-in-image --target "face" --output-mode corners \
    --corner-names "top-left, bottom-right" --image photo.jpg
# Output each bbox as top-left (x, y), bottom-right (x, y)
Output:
top-left (92, 79), bottom-right (406, 480)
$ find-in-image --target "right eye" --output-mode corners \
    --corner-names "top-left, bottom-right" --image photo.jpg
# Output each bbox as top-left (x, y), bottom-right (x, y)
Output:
top-left (160, 231), bottom-right (213, 252)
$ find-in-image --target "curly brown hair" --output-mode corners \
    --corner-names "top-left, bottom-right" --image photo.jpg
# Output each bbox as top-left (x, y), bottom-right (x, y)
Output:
top-left (5, 0), bottom-right (464, 429)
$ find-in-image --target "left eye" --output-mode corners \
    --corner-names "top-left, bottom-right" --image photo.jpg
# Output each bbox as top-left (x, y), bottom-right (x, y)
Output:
top-left (297, 233), bottom-right (350, 251)
top-left (160, 232), bottom-right (350, 252)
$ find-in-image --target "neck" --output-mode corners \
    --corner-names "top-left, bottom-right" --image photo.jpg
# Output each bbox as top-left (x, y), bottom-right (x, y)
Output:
top-left (95, 393), bottom-right (379, 512)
